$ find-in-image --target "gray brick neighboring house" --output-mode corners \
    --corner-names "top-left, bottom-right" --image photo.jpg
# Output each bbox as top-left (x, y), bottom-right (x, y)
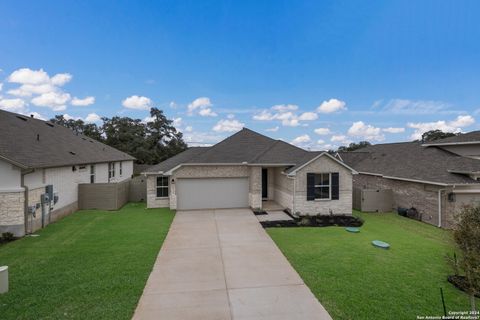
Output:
top-left (338, 132), bottom-right (480, 228)
top-left (144, 128), bottom-right (357, 216)
top-left (0, 109), bottom-right (135, 236)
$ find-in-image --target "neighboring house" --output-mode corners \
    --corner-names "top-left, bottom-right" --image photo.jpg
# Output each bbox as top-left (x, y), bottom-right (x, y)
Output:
top-left (0, 110), bottom-right (135, 236)
top-left (338, 137), bottom-right (480, 228)
top-left (144, 128), bottom-right (356, 215)
top-left (422, 130), bottom-right (480, 159)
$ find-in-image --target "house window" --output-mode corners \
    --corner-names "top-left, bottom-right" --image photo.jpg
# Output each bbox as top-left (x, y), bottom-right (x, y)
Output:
top-left (90, 165), bottom-right (95, 183)
top-left (156, 176), bottom-right (169, 198)
top-left (119, 162), bottom-right (123, 176)
top-left (108, 162), bottom-right (115, 179)
top-left (314, 173), bottom-right (331, 200)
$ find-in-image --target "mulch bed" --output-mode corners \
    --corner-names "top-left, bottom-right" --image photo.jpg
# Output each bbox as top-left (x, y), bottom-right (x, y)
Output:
top-left (260, 214), bottom-right (364, 228)
top-left (447, 275), bottom-right (480, 298)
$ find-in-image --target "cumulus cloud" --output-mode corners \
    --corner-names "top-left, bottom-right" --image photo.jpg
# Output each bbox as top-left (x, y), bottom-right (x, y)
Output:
top-left (382, 127), bottom-right (405, 133)
top-left (317, 98), bottom-right (347, 113)
top-left (187, 97), bottom-right (217, 116)
top-left (8, 68), bottom-right (51, 85)
top-left (184, 126), bottom-right (193, 132)
top-left (291, 134), bottom-right (311, 145)
top-left (265, 126), bottom-right (279, 132)
top-left (172, 117), bottom-right (182, 127)
top-left (0, 98), bottom-right (27, 113)
top-left (0, 83), bottom-right (3, 91)
top-left (31, 92), bottom-right (71, 111)
top-left (213, 119), bottom-right (244, 132)
top-left (347, 121), bottom-right (385, 141)
top-left (407, 115), bottom-right (475, 140)
top-left (122, 95), bottom-right (152, 110)
top-left (314, 128), bottom-right (331, 135)
top-left (85, 113), bottom-right (101, 123)
top-left (253, 104), bottom-right (316, 127)
top-left (71, 96), bottom-right (95, 106)
top-left (331, 135), bottom-right (351, 144)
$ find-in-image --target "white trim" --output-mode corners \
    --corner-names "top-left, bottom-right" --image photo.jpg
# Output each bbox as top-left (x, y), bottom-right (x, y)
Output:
top-left (452, 189), bottom-right (480, 194)
top-left (0, 155), bottom-right (28, 169)
top-left (146, 162), bottom-right (296, 176)
top-left (287, 152), bottom-right (358, 176)
top-left (0, 187), bottom-right (25, 193)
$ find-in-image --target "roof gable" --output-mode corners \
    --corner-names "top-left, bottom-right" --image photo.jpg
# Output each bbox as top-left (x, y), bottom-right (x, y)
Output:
top-left (0, 109), bottom-right (135, 169)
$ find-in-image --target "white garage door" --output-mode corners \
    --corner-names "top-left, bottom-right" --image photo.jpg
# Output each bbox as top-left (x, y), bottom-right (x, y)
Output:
top-left (176, 178), bottom-right (249, 210)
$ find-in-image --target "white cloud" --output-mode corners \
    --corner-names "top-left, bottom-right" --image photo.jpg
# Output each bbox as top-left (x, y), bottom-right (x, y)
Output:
top-left (63, 114), bottom-right (78, 121)
top-left (85, 113), bottom-right (101, 123)
top-left (291, 134), bottom-right (311, 145)
top-left (28, 112), bottom-right (46, 120)
top-left (50, 73), bottom-right (73, 86)
top-left (198, 107), bottom-right (218, 117)
top-left (172, 117), bottom-right (182, 127)
top-left (314, 128), bottom-right (331, 135)
top-left (183, 131), bottom-right (224, 146)
top-left (31, 92), bottom-right (71, 111)
top-left (317, 139), bottom-right (325, 144)
top-left (227, 114), bottom-right (235, 119)
top-left (185, 126), bottom-right (193, 132)
top-left (143, 116), bottom-right (155, 123)
top-left (122, 95), bottom-right (152, 110)
top-left (0, 98), bottom-right (27, 113)
top-left (252, 104), bottom-right (310, 127)
top-left (317, 98), bottom-right (347, 113)
top-left (0, 83), bottom-right (3, 91)
top-left (187, 97), bottom-right (217, 117)
top-left (298, 112), bottom-right (318, 121)
top-left (382, 127), bottom-right (405, 133)
top-left (71, 96), bottom-right (95, 106)
top-left (8, 68), bottom-right (51, 85)
top-left (347, 121), bottom-right (385, 141)
top-left (265, 126), bottom-right (279, 132)
top-left (407, 115), bottom-right (475, 140)
top-left (331, 135), bottom-right (351, 144)
top-left (169, 101), bottom-right (177, 108)
top-left (8, 83), bottom-right (57, 97)
top-left (213, 119), bottom-right (244, 132)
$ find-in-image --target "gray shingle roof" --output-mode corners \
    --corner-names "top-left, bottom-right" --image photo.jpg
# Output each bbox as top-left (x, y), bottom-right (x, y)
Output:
top-left (0, 110), bottom-right (135, 169)
top-left (339, 141), bottom-right (480, 185)
top-left (145, 128), bottom-right (331, 174)
top-left (423, 130), bottom-right (480, 145)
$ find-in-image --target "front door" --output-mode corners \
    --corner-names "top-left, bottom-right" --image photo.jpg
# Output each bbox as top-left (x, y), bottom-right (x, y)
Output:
top-left (262, 168), bottom-right (268, 199)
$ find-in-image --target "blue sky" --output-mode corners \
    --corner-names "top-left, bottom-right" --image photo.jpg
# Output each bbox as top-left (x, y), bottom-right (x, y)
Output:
top-left (1, 1), bottom-right (479, 149)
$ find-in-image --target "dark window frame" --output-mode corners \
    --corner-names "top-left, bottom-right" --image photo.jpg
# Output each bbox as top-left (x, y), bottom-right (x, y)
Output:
top-left (156, 176), bottom-right (169, 198)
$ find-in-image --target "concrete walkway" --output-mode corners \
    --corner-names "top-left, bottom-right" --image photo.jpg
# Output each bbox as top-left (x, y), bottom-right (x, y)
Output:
top-left (133, 208), bottom-right (332, 320)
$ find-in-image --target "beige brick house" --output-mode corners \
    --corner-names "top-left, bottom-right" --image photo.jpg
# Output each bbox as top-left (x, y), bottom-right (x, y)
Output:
top-left (338, 132), bottom-right (480, 228)
top-left (144, 128), bottom-right (356, 215)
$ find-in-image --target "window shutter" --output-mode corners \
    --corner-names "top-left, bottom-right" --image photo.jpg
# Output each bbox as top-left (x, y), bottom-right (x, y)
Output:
top-left (331, 172), bottom-right (339, 200)
top-left (307, 173), bottom-right (315, 201)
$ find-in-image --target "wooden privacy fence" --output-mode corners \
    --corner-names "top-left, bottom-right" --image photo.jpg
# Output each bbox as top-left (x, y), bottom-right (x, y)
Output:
top-left (78, 180), bottom-right (130, 210)
top-left (353, 188), bottom-right (393, 213)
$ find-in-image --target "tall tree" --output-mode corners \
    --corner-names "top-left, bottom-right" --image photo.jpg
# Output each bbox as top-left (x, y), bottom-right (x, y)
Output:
top-left (421, 130), bottom-right (457, 143)
top-left (50, 115), bottom-right (103, 141)
top-left (145, 108), bottom-right (187, 163)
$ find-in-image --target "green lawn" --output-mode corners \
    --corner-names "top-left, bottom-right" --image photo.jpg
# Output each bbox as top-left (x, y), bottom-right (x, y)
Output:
top-left (267, 211), bottom-right (478, 320)
top-left (0, 202), bottom-right (174, 320)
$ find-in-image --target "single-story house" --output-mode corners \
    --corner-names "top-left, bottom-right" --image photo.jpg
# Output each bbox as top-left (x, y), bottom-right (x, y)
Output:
top-left (338, 134), bottom-right (480, 228)
top-left (0, 110), bottom-right (135, 236)
top-left (144, 128), bottom-right (357, 215)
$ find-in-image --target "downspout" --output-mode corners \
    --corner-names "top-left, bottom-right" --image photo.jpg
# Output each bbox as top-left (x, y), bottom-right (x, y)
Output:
top-left (292, 176), bottom-right (296, 215)
top-left (438, 188), bottom-right (447, 228)
top-left (21, 169), bottom-right (34, 235)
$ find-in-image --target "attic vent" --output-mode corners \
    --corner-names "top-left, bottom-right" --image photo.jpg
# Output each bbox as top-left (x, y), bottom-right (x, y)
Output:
top-left (69, 151), bottom-right (76, 155)
top-left (16, 116), bottom-right (28, 121)
top-left (45, 122), bottom-right (54, 127)
top-left (82, 138), bottom-right (87, 141)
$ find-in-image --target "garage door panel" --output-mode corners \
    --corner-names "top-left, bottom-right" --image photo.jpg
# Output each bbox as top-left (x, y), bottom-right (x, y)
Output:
top-left (177, 178), bottom-right (249, 210)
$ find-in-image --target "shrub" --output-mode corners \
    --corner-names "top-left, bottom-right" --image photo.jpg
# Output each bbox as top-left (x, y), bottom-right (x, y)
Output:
top-left (1, 232), bottom-right (15, 242)
top-left (453, 205), bottom-right (480, 311)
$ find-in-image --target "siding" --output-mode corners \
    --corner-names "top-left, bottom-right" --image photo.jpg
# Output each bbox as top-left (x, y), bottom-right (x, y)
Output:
top-left (273, 167), bottom-right (293, 210)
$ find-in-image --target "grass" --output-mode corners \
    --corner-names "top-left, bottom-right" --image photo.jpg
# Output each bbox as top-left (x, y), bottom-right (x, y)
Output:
top-left (267, 211), bottom-right (478, 320)
top-left (0, 202), bottom-right (174, 320)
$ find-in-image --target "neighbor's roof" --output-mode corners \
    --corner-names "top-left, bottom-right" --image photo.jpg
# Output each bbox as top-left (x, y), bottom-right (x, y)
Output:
top-left (338, 142), bottom-right (480, 185)
top-left (145, 128), bottom-right (345, 174)
top-left (0, 109), bottom-right (135, 169)
top-left (422, 131), bottom-right (480, 146)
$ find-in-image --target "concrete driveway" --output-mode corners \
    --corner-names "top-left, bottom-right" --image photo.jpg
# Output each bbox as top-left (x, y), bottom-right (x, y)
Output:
top-left (133, 208), bottom-right (332, 320)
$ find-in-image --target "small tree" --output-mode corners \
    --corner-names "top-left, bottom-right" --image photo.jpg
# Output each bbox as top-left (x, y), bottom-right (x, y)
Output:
top-left (453, 205), bottom-right (480, 311)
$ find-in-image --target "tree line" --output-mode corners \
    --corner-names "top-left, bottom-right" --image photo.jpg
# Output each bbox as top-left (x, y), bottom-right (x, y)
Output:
top-left (50, 108), bottom-right (187, 165)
